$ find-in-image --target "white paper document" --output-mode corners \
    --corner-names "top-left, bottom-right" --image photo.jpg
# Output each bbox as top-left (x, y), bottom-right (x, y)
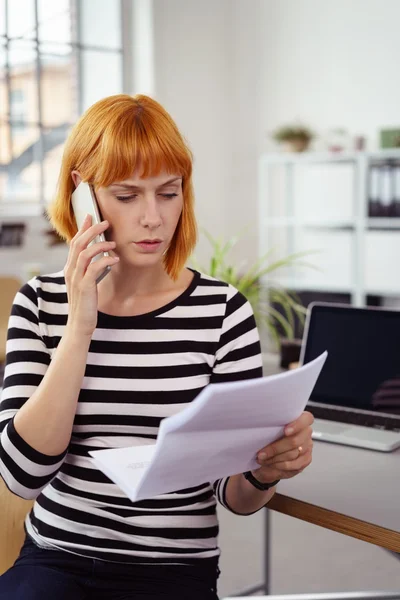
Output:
top-left (89, 352), bottom-right (327, 502)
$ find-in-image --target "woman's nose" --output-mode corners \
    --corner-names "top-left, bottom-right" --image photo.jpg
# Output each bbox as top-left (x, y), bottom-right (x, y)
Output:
top-left (141, 198), bottom-right (162, 228)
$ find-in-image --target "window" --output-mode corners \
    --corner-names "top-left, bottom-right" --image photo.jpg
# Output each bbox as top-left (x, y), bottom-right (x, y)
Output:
top-left (0, 0), bottom-right (124, 212)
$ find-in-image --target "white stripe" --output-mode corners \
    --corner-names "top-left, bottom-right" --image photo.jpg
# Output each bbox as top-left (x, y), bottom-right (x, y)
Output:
top-left (31, 503), bottom-right (217, 550)
top-left (192, 286), bottom-right (227, 297)
top-left (44, 484), bottom-right (217, 529)
top-left (57, 470), bottom-right (215, 504)
top-left (8, 315), bottom-right (40, 333)
top-left (72, 424), bottom-right (159, 435)
top-left (0, 385), bottom-right (37, 401)
top-left (26, 519), bottom-right (219, 560)
top-left (80, 374), bottom-right (209, 392)
top-left (224, 300), bottom-right (253, 332)
top-left (86, 351), bottom-right (213, 367)
top-left (39, 300), bottom-right (69, 315)
top-left (214, 354), bottom-right (262, 375)
top-left (4, 361), bottom-right (47, 378)
top-left (161, 304), bottom-right (226, 318)
top-left (217, 328), bottom-right (259, 361)
top-left (76, 402), bottom-right (188, 418)
top-left (0, 457), bottom-right (40, 500)
top-left (6, 338), bottom-right (48, 353)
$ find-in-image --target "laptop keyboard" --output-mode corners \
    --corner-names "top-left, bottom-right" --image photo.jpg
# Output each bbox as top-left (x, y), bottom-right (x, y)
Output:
top-left (308, 403), bottom-right (400, 432)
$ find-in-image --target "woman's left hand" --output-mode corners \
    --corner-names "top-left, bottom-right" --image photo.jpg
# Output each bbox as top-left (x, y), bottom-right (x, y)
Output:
top-left (252, 411), bottom-right (314, 484)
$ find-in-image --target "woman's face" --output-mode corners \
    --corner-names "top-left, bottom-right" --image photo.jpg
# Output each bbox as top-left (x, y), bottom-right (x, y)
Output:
top-left (94, 171), bottom-right (184, 268)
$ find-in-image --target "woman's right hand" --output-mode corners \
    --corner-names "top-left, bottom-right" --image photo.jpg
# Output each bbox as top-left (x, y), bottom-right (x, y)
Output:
top-left (64, 215), bottom-right (119, 337)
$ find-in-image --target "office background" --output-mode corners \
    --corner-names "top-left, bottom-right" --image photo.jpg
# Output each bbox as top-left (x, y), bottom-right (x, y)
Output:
top-left (1, 0), bottom-right (399, 596)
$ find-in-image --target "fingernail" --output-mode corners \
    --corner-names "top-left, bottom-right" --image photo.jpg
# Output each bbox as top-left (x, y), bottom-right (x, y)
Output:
top-left (286, 427), bottom-right (294, 435)
top-left (113, 256), bottom-right (120, 261)
top-left (258, 452), bottom-right (267, 461)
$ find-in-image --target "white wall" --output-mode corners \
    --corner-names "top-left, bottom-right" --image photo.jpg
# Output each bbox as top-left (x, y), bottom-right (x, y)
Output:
top-left (151, 0), bottom-right (400, 266)
top-left (152, 0), bottom-right (235, 263)
top-left (259, 0), bottom-right (400, 152)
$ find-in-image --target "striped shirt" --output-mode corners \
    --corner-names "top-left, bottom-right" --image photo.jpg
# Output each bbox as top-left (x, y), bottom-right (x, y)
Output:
top-left (0, 269), bottom-right (263, 565)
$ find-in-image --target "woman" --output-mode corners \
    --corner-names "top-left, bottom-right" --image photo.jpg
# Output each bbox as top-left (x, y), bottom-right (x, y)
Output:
top-left (0, 94), bottom-right (313, 600)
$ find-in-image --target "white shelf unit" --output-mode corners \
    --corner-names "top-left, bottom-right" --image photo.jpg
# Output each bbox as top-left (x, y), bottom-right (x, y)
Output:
top-left (258, 149), bottom-right (400, 306)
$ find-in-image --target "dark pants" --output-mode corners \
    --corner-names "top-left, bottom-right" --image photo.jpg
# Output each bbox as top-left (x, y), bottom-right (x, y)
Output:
top-left (0, 535), bottom-right (220, 600)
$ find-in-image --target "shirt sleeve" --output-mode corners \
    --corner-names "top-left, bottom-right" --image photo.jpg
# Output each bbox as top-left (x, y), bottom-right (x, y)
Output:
top-left (211, 285), bottom-right (263, 513)
top-left (0, 279), bottom-right (68, 500)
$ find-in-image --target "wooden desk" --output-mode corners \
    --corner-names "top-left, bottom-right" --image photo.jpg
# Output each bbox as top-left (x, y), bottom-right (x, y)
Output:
top-left (268, 440), bottom-right (400, 552)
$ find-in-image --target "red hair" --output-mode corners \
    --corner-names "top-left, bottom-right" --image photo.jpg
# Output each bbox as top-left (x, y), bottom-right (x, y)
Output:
top-left (47, 94), bottom-right (197, 280)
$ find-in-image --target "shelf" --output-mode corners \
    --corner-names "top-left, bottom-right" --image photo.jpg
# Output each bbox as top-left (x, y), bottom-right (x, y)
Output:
top-left (367, 218), bottom-right (400, 229)
top-left (259, 276), bottom-right (355, 294)
top-left (265, 218), bottom-right (355, 229)
top-left (260, 149), bottom-right (400, 166)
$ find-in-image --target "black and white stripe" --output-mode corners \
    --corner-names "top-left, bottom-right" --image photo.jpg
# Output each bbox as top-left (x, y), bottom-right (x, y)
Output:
top-left (0, 269), bottom-right (263, 564)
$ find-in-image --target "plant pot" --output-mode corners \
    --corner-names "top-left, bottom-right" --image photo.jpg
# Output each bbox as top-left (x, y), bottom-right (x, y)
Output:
top-left (282, 138), bottom-right (310, 153)
top-left (279, 338), bottom-right (302, 369)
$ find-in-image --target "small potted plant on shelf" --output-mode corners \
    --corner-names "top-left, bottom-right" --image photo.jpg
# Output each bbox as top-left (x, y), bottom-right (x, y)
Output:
top-left (191, 230), bottom-right (316, 367)
top-left (272, 124), bottom-right (314, 153)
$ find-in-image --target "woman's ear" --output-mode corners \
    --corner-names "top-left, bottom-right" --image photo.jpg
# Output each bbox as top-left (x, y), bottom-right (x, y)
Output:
top-left (71, 170), bottom-right (82, 188)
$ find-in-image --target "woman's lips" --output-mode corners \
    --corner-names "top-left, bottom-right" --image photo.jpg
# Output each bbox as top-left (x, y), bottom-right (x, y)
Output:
top-left (134, 241), bottom-right (163, 252)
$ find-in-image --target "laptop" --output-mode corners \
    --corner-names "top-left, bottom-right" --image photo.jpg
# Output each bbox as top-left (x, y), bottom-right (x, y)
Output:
top-left (300, 302), bottom-right (400, 452)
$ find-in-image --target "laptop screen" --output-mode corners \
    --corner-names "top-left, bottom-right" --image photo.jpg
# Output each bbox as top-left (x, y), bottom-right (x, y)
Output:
top-left (301, 303), bottom-right (400, 414)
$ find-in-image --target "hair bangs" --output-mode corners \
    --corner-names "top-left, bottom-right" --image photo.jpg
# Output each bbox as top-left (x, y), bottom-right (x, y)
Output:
top-left (91, 105), bottom-right (192, 188)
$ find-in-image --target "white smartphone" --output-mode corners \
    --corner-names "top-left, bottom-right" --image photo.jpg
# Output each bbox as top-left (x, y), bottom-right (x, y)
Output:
top-left (71, 182), bottom-right (111, 284)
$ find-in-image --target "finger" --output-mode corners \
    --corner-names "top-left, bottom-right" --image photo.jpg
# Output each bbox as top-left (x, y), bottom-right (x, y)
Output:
top-left (271, 447), bottom-right (313, 473)
top-left (68, 220), bottom-right (110, 271)
top-left (257, 427), bottom-right (312, 462)
top-left (259, 442), bottom-right (312, 466)
top-left (73, 241), bottom-right (117, 281)
top-left (71, 213), bottom-right (92, 240)
top-left (82, 254), bottom-right (120, 285)
top-left (284, 410), bottom-right (314, 436)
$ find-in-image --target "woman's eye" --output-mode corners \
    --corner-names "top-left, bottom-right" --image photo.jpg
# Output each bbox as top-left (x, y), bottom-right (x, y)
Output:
top-left (161, 193), bottom-right (178, 200)
top-left (116, 195), bottom-right (137, 202)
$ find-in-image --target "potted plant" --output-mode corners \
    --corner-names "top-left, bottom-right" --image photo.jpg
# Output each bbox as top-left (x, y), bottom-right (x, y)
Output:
top-left (272, 125), bottom-right (314, 153)
top-left (191, 230), bottom-right (316, 367)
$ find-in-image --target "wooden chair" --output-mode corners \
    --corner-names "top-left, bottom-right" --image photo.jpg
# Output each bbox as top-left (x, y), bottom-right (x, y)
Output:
top-left (0, 276), bottom-right (33, 574)
top-left (0, 276), bottom-right (22, 364)
top-left (0, 479), bottom-right (34, 574)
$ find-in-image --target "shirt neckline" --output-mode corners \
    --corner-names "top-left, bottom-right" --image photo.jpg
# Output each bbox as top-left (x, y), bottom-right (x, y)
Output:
top-left (96, 268), bottom-right (201, 324)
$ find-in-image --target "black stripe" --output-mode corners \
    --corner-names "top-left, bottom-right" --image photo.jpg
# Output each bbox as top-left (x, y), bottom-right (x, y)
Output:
top-left (38, 311), bottom-right (68, 326)
top-left (29, 514), bottom-right (218, 558)
top-left (215, 340), bottom-right (261, 365)
top-left (83, 362), bottom-right (211, 380)
top-left (218, 315), bottom-right (257, 348)
top-left (0, 448), bottom-right (60, 491)
top-left (185, 294), bottom-right (226, 306)
top-left (36, 494), bottom-right (219, 539)
top-left (11, 304), bottom-right (39, 326)
top-left (88, 339), bottom-right (217, 356)
top-left (197, 278), bottom-right (227, 288)
top-left (19, 282), bottom-right (38, 306)
top-left (37, 275), bottom-right (65, 284)
top-left (76, 387), bottom-right (203, 405)
top-left (5, 350), bottom-right (51, 366)
top-left (210, 366), bottom-right (263, 384)
top-left (7, 418), bottom-right (68, 465)
top-left (36, 289), bottom-right (68, 303)
top-left (225, 290), bottom-right (247, 317)
top-left (51, 478), bottom-right (214, 509)
top-left (7, 327), bottom-right (43, 342)
top-left (73, 414), bottom-right (164, 428)
top-left (96, 314), bottom-right (222, 330)
top-left (2, 373), bottom-right (44, 390)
